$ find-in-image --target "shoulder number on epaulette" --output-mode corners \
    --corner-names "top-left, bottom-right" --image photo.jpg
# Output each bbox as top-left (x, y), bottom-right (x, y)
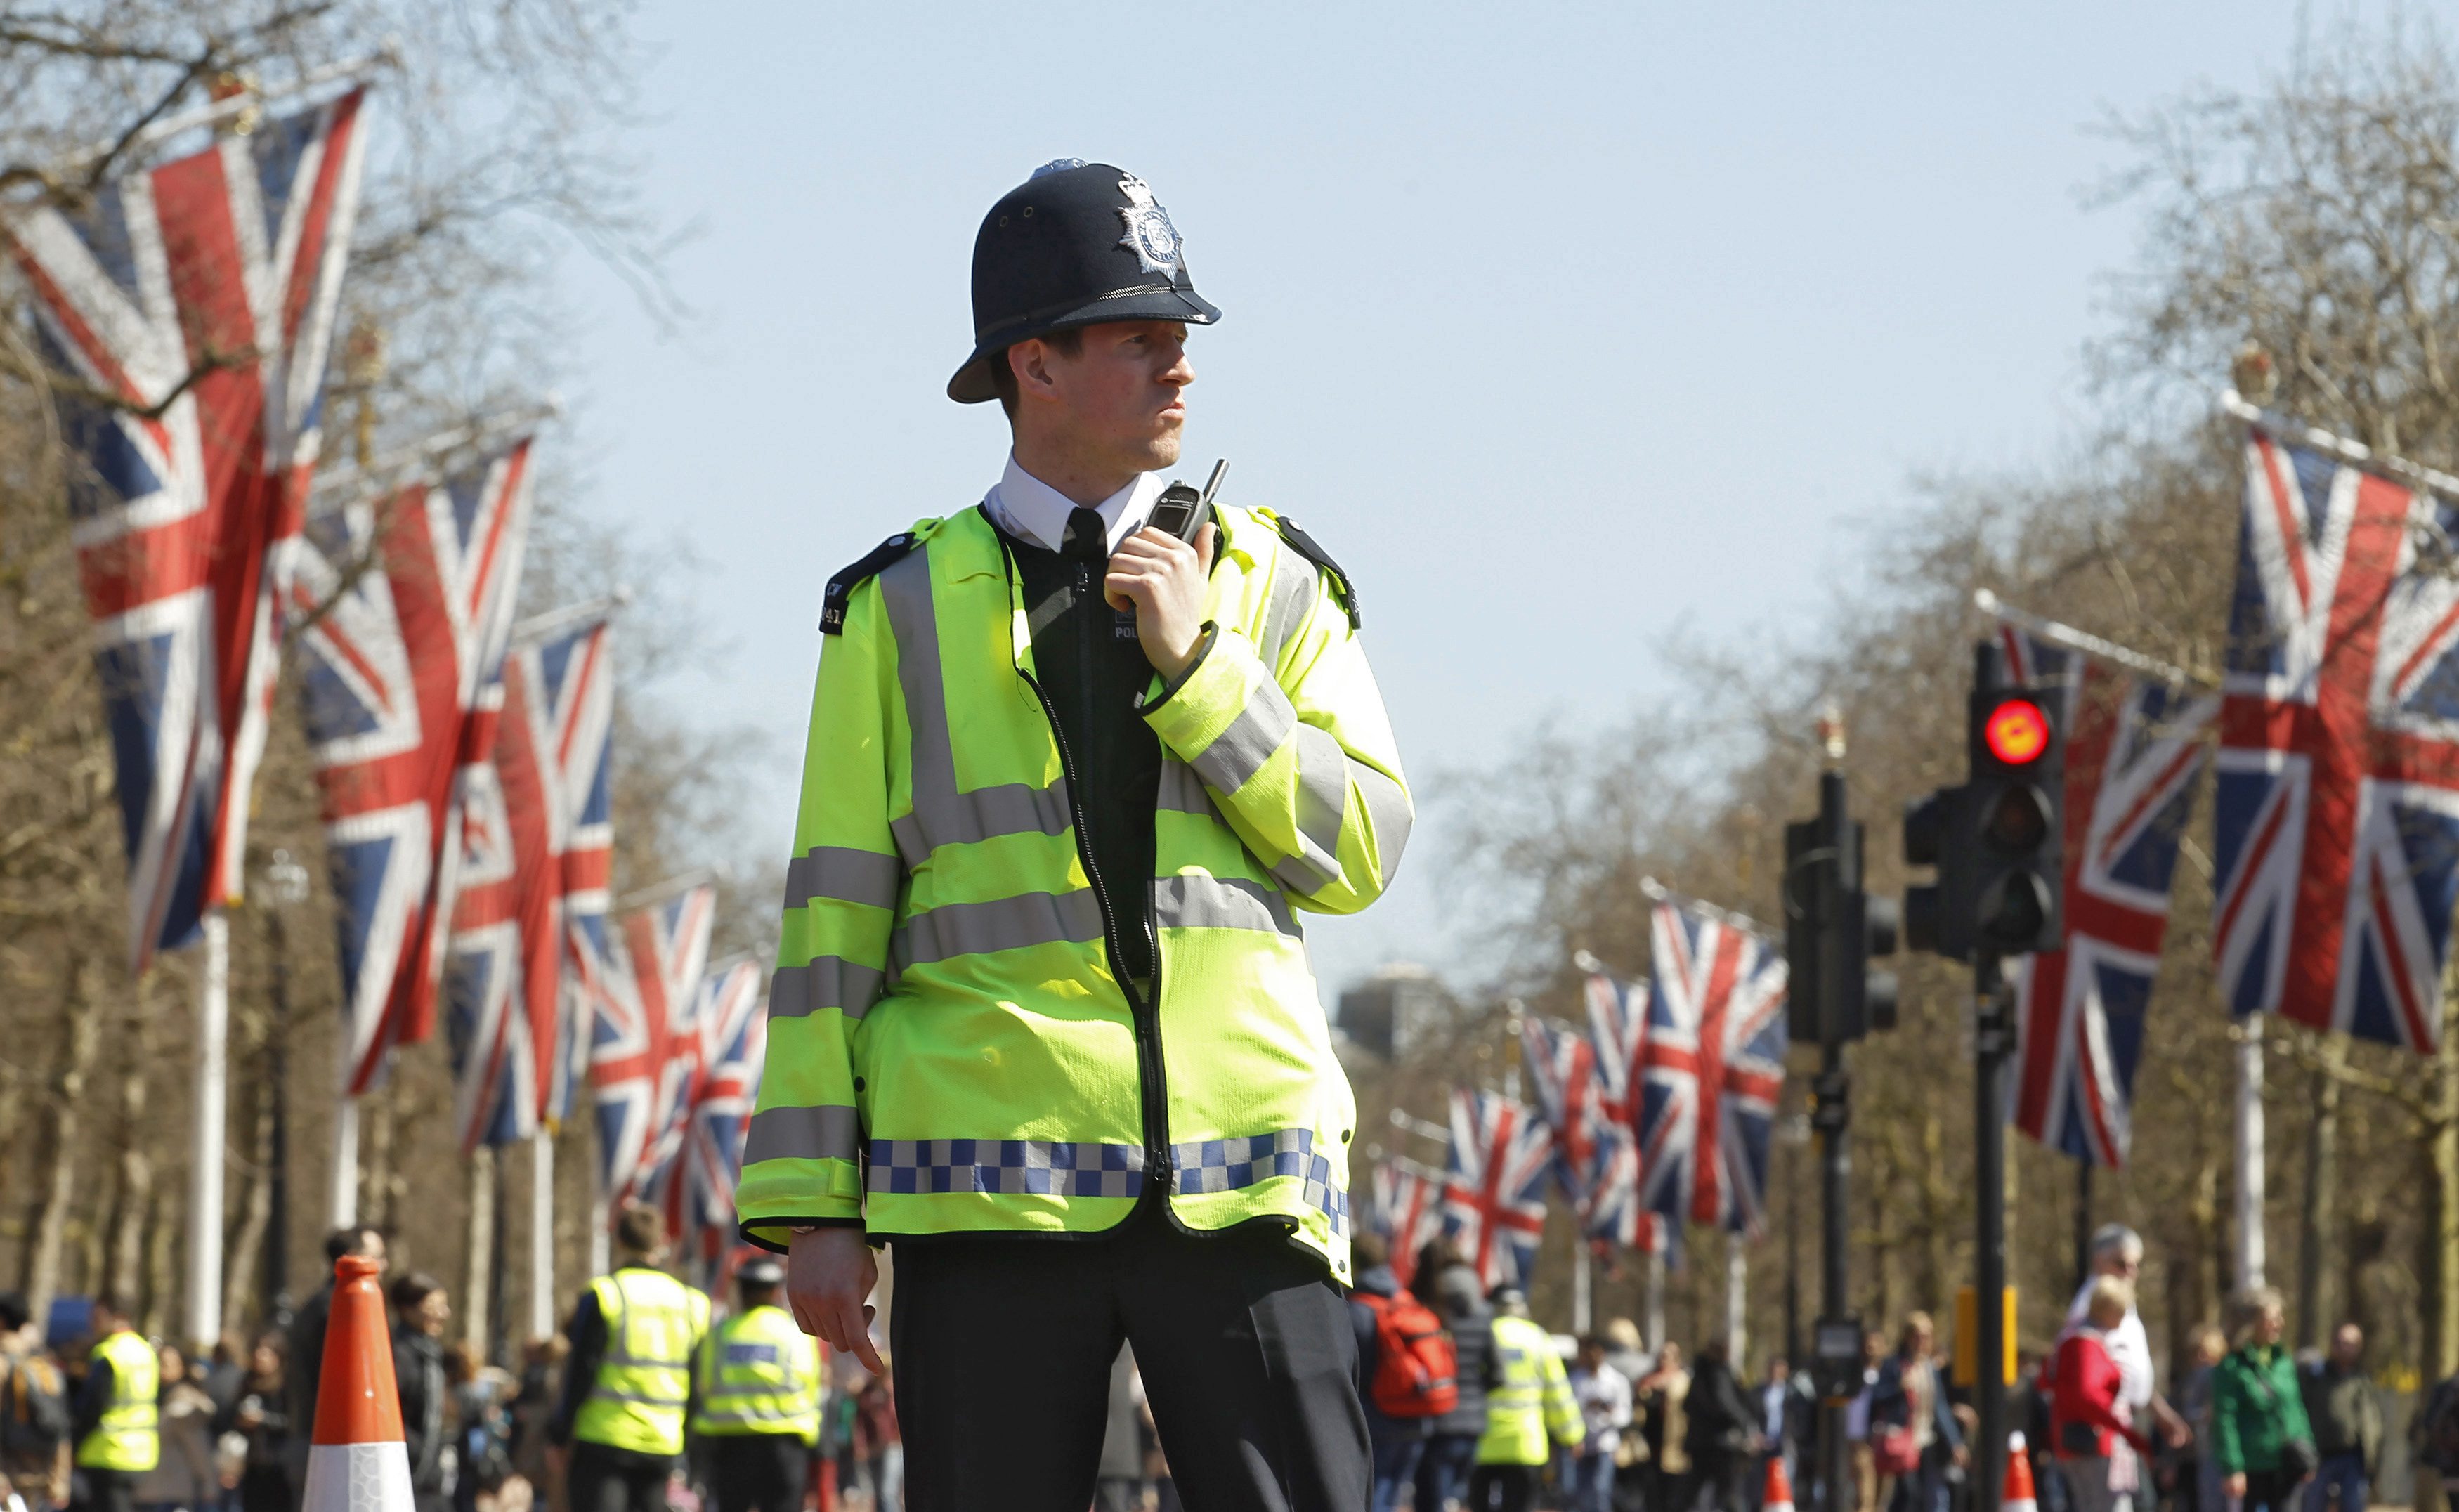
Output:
top-left (1273, 517), bottom-right (1360, 630)
top-left (820, 532), bottom-right (920, 634)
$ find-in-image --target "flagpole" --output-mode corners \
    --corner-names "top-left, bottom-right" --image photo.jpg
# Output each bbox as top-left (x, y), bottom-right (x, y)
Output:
top-left (465, 1148), bottom-right (495, 1353)
top-left (1645, 1245), bottom-right (1667, 1350)
top-left (1573, 1244), bottom-right (1592, 1335)
top-left (1727, 1241), bottom-right (1748, 1361)
top-left (2221, 389), bottom-right (2459, 500)
top-left (512, 590), bottom-right (634, 646)
top-left (186, 910), bottom-right (230, 1351)
top-left (305, 399), bottom-right (562, 509)
top-left (530, 1133), bottom-right (556, 1339)
top-left (330, 1095), bottom-right (359, 1227)
top-left (1969, 589), bottom-right (2207, 691)
top-left (2235, 1025), bottom-right (2266, 1289)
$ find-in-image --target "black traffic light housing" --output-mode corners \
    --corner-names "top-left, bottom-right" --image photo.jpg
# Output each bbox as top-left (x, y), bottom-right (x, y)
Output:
top-left (1786, 770), bottom-right (1902, 1045)
top-left (1901, 641), bottom-right (2067, 960)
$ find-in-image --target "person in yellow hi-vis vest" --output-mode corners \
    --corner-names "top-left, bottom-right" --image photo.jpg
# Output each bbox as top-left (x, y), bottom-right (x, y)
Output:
top-left (1474, 1287), bottom-right (1584, 1512)
top-left (548, 1204), bottom-right (710, 1512)
top-left (68, 1297), bottom-right (157, 1512)
top-left (748, 158), bottom-right (1411, 1511)
top-left (690, 1259), bottom-right (818, 1512)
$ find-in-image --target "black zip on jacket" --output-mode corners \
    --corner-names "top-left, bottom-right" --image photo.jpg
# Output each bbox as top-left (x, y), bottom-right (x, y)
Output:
top-left (1001, 516), bottom-right (1164, 986)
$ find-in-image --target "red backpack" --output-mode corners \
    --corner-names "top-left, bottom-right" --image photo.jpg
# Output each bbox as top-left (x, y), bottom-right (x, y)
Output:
top-left (1359, 1289), bottom-right (1460, 1419)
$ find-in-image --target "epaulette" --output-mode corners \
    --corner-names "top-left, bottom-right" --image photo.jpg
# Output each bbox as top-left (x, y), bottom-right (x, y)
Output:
top-left (820, 530), bottom-right (922, 634)
top-left (1273, 516), bottom-right (1361, 630)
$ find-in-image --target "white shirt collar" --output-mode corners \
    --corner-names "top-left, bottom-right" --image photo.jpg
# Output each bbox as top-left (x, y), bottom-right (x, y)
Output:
top-left (984, 454), bottom-right (1165, 556)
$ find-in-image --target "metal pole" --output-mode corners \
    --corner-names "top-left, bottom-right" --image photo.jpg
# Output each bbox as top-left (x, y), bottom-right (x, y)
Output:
top-left (266, 971), bottom-right (290, 1313)
top-left (2236, 1032), bottom-right (2266, 1289)
top-left (1974, 957), bottom-right (2011, 1512)
top-left (1815, 1045), bottom-right (1851, 1512)
top-left (330, 1096), bottom-right (360, 1228)
top-left (2073, 1160), bottom-right (2093, 1299)
top-left (465, 1148), bottom-right (495, 1353)
top-left (187, 911), bottom-right (230, 1351)
top-left (1645, 1246), bottom-right (1667, 1352)
top-left (1573, 1241), bottom-right (1592, 1336)
top-left (530, 1133), bottom-right (556, 1341)
top-left (1728, 1241), bottom-right (1748, 1364)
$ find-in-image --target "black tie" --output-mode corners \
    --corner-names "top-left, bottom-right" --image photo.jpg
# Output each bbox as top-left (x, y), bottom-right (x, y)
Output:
top-left (1062, 507), bottom-right (1107, 562)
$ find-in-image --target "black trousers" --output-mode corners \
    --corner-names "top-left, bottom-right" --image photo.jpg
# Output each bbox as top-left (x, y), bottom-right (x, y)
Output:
top-left (69, 1469), bottom-right (136, 1512)
top-left (704, 1436), bottom-right (809, 1512)
top-left (889, 1206), bottom-right (1368, 1511)
top-left (566, 1441), bottom-right (674, 1512)
top-left (1466, 1464), bottom-right (1541, 1512)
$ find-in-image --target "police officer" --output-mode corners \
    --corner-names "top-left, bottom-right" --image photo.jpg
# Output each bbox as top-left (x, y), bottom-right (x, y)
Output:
top-left (690, 1259), bottom-right (818, 1512)
top-left (549, 1204), bottom-right (710, 1512)
top-left (1473, 1288), bottom-right (1586, 1512)
top-left (740, 159), bottom-right (1413, 1509)
top-left (68, 1298), bottom-right (156, 1512)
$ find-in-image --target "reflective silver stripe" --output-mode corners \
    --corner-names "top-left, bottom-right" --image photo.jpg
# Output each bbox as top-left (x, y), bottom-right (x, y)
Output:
top-left (1356, 762), bottom-right (1412, 868)
top-left (589, 1388), bottom-right (689, 1407)
top-left (741, 1104), bottom-right (862, 1165)
top-left (879, 548), bottom-right (1073, 861)
top-left (1187, 678), bottom-right (1294, 797)
top-left (1289, 722), bottom-right (1348, 878)
top-left (1271, 854), bottom-right (1337, 896)
top-left (768, 958), bottom-right (885, 1021)
top-left (783, 846), bottom-right (901, 911)
top-left (1260, 551), bottom-right (1318, 667)
top-left (1154, 875), bottom-right (1299, 937)
top-left (887, 782), bottom-right (1070, 868)
top-left (892, 888), bottom-right (1104, 967)
top-left (1156, 757), bottom-right (1214, 816)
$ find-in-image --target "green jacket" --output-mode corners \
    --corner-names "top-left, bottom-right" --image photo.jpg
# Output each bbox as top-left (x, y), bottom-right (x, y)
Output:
top-left (2212, 1344), bottom-right (2313, 1475)
top-left (737, 501), bottom-right (1411, 1282)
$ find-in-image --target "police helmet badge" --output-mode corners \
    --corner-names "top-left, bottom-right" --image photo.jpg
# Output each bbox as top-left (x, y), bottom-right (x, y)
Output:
top-left (1116, 174), bottom-right (1182, 275)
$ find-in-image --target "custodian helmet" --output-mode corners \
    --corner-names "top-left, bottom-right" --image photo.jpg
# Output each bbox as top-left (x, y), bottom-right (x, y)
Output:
top-left (947, 159), bottom-right (1221, 403)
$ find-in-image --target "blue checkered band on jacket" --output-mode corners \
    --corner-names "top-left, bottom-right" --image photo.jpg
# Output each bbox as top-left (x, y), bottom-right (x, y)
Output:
top-left (1170, 1128), bottom-right (1349, 1237)
top-left (866, 1138), bottom-right (1145, 1198)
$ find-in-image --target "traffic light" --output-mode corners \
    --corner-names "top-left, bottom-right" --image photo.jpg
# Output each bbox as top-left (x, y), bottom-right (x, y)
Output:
top-left (1786, 772), bottom-right (1902, 1045)
top-left (1966, 686), bottom-right (2063, 953)
top-left (1902, 645), bottom-right (2066, 960)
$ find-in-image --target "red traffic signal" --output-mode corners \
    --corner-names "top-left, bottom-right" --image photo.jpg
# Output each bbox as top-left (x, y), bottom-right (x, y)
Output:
top-left (1982, 699), bottom-right (2051, 765)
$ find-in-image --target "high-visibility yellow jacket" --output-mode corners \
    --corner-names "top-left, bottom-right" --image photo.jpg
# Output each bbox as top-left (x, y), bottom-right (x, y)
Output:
top-left (76, 1329), bottom-right (159, 1473)
top-left (737, 500), bottom-right (1410, 1283)
top-left (573, 1269), bottom-right (710, 1457)
top-left (691, 1305), bottom-right (821, 1442)
top-left (1477, 1313), bottom-right (1584, 1466)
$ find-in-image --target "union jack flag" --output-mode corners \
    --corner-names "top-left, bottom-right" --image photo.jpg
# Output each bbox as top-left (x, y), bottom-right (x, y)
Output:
top-left (445, 613), bottom-right (615, 1149)
top-left (5, 88), bottom-right (369, 970)
top-left (653, 958), bottom-right (764, 1261)
top-left (1637, 900), bottom-right (1787, 1237)
top-left (1441, 1088), bottom-right (1552, 1291)
top-left (1583, 971), bottom-right (1668, 1256)
top-left (1520, 1013), bottom-right (1643, 1251)
top-left (293, 438), bottom-right (535, 1094)
top-left (2215, 423), bottom-right (2459, 1053)
top-left (586, 881), bottom-right (717, 1210)
top-left (1371, 1163), bottom-right (1446, 1290)
top-left (1997, 622), bottom-right (2216, 1166)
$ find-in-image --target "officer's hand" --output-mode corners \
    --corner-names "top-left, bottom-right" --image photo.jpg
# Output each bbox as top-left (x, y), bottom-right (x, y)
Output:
top-left (786, 1227), bottom-right (885, 1375)
top-left (1107, 521), bottom-right (1216, 681)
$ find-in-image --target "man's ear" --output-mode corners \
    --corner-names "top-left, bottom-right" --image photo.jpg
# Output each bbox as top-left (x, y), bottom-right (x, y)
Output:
top-left (1010, 338), bottom-right (1059, 405)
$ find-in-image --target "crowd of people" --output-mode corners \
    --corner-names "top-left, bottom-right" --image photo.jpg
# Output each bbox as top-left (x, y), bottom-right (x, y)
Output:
top-left (4, 1214), bottom-right (2455, 1512)
top-left (1324, 1224), bottom-right (2459, 1512)
top-left (0, 1208), bottom-right (898, 1512)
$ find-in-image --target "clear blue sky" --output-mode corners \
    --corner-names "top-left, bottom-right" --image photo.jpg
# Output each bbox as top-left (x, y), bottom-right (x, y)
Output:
top-left (559, 2), bottom-right (2372, 1001)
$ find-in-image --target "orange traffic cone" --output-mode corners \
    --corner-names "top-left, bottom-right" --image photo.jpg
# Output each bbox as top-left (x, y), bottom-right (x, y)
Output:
top-left (302, 1254), bottom-right (413, 1512)
top-left (1762, 1454), bottom-right (1796, 1512)
top-left (2001, 1434), bottom-right (2039, 1512)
